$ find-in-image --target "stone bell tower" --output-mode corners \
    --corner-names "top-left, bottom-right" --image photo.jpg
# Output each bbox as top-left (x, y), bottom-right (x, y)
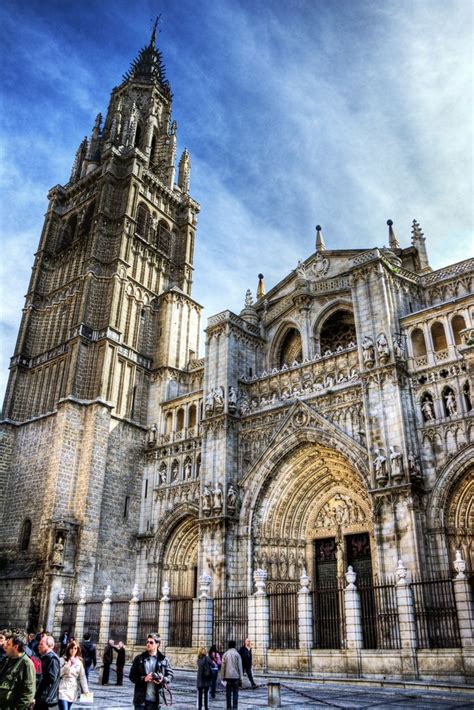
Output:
top-left (0, 24), bottom-right (201, 629)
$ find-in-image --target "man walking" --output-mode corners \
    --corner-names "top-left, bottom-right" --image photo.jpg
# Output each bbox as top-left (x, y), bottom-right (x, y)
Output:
top-left (238, 638), bottom-right (257, 688)
top-left (34, 634), bottom-right (60, 710)
top-left (222, 640), bottom-right (243, 710)
top-left (129, 633), bottom-right (173, 710)
top-left (80, 632), bottom-right (97, 680)
top-left (0, 630), bottom-right (36, 709)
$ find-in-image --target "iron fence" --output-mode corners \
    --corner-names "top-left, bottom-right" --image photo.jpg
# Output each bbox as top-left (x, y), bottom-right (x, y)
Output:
top-left (137, 598), bottom-right (160, 645)
top-left (411, 576), bottom-right (461, 648)
top-left (359, 578), bottom-right (401, 650)
top-left (109, 599), bottom-right (129, 642)
top-left (83, 600), bottom-right (101, 643)
top-left (212, 593), bottom-right (248, 651)
top-left (61, 602), bottom-right (77, 637)
top-left (268, 590), bottom-right (299, 649)
top-left (312, 582), bottom-right (345, 649)
top-left (169, 597), bottom-right (193, 647)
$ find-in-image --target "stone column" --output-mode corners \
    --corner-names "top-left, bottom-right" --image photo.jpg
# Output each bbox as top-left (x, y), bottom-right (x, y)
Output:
top-left (127, 585), bottom-right (140, 647)
top-left (52, 588), bottom-right (65, 639)
top-left (453, 551), bottom-right (474, 648)
top-left (99, 585), bottom-right (112, 645)
top-left (298, 570), bottom-right (313, 650)
top-left (248, 569), bottom-right (269, 670)
top-left (75, 587), bottom-right (86, 641)
top-left (158, 581), bottom-right (170, 648)
top-left (395, 560), bottom-right (418, 678)
top-left (344, 566), bottom-right (363, 650)
top-left (192, 575), bottom-right (213, 648)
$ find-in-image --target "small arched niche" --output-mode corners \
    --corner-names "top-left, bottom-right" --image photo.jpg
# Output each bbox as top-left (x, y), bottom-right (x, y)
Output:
top-left (276, 328), bottom-right (303, 369)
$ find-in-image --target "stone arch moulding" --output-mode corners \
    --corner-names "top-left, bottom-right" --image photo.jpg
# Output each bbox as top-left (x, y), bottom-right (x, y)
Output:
top-left (239, 399), bottom-right (370, 529)
top-left (150, 503), bottom-right (199, 596)
top-left (311, 298), bottom-right (354, 338)
top-left (425, 445), bottom-right (474, 531)
top-left (269, 319), bottom-right (302, 369)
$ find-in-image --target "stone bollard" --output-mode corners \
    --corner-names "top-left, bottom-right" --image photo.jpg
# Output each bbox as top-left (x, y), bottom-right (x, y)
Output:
top-left (268, 681), bottom-right (281, 707)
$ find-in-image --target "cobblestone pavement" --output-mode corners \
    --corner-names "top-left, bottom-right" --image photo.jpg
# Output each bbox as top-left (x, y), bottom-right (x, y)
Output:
top-left (85, 666), bottom-right (474, 709)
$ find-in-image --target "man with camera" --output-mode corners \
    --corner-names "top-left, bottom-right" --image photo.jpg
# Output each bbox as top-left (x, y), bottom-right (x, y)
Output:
top-left (129, 633), bottom-right (173, 710)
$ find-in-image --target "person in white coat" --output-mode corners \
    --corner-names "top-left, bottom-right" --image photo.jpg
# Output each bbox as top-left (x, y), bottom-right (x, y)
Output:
top-left (58, 640), bottom-right (90, 710)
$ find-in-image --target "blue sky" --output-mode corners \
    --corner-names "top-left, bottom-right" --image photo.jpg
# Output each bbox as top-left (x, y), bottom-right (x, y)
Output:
top-left (1, 0), bottom-right (473, 402)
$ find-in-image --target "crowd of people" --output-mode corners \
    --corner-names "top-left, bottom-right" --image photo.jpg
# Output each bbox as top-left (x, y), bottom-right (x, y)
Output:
top-left (0, 626), bottom-right (257, 710)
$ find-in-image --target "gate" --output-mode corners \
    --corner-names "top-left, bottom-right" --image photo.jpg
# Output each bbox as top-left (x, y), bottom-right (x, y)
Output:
top-left (109, 599), bottom-right (129, 642)
top-left (213, 593), bottom-right (248, 650)
top-left (169, 597), bottom-right (193, 647)
top-left (359, 578), bottom-right (401, 649)
top-left (61, 602), bottom-right (77, 637)
top-left (83, 600), bottom-right (101, 643)
top-left (268, 589), bottom-right (299, 649)
top-left (137, 598), bottom-right (160, 645)
top-left (411, 576), bottom-right (461, 648)
top-left (312, 581), bottom-right (345, 649)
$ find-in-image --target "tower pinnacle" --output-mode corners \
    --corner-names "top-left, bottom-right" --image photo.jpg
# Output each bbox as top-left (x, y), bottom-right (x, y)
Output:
top-left (387, 219), bottom-right (400, 250)
top-left (315, 225), bottom-right (326, 252)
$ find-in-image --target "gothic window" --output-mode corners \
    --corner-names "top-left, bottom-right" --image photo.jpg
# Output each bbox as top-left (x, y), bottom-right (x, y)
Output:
top-left (79, 200), bottom-right (95, 235)
top-left (136, 203), bottom-right (151, 240)
top-left (156, 220), bottom-right (171, 256)
top-left (196, 454), bottom-right (201, 478)
top-left (188, 404), bottom-right (197, 429)
top-left (431, 321), bottom-right (447, 352)
top-left (277, 328), bottom-right (303, 368)
top-left (19, 518), bottom-right (32, 551)
top-left (319, 309), bottom-right (356, 353)
top-left (176, 408), bottom-right (185, 431)
top-left (411, 328), bottom-right (427, 358)
top-left (134, 122), bottom-right (142, 149)
top-left (165, 412), bottom-right (173, 435)
top-left (59, 213), bottom-right (77, 250)
top-left (451, 314), bottom-right (466, 346)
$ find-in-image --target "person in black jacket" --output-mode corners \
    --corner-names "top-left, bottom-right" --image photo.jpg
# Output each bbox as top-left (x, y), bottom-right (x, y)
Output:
top-left (129, 634), bottom-right (173, 710)
top-left (80, 633), bottom-right (97, 681)
top-left (101, 640), bottom-right (114, 685)
top-left (238, 638), bottom-right (257, 689)
top-left (35, 635), bottom-right (60, 710)
top-left (114, 641), bottom-right (126, 686)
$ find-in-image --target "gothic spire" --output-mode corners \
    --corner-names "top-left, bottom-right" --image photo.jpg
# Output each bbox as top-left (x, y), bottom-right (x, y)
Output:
top-left (411, 219), bottom-right (431, 273)
top-left (387, 219), bottom-right (400, 249)
top-left (256, 273), bottom-right (266, 300)
top-left (315, 225), bottom-right (326, 252)
top-left (123, 21), bottom-right (171, 95)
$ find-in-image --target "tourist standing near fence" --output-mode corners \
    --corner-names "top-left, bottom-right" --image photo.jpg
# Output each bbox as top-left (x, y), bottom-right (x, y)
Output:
top-left (222, 640), bottom-right (243, 710)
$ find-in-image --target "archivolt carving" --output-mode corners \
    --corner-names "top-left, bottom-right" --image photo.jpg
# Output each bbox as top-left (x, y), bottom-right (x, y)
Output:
top-left (153, 512), bottom-right (199, 597)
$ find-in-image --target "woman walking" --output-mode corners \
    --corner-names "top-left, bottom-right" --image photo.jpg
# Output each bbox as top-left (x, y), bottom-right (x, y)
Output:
top-left (58, 640), bottom-right (89, 710)
top-left (196, 646), bottom-right (214, 710)
top-left (208, 643), bottom-right (221, 699)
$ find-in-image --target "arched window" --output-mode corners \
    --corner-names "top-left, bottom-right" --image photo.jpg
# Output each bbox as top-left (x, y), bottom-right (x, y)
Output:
top-left (156, 220), bottom-right (171, 255)
top-left (79, 200), bottom-right (95, 235)
top-left (431, 322), bottom-right (447, 352)
top-left (451, 314), bottom-right (466, 346)
top-left (196, 454), bottom-right (201, 478)
top-left (19, 519), bottom-right (32, 551)
top-left (411, 328), bottom-right (427, 358)
top-left (277, 328), bottom-right (302, 368)
top-left (136, 203), bottom-right (151, 240)
top-left (319, 309), bottom-right (357, 353)
top-left (188, 404), bottom-right (197, 428)
top-left (165, 412), bottom-right (173, 435)
top-left (134, 123), bottom-right (142, 148)
top-left (176, 408), bottom-right (185, 431)
top-left (60, 214), bottom-right (77, 250)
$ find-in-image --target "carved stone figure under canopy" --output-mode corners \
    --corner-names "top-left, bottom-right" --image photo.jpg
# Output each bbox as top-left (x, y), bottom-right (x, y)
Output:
top-left (376, 332), bottom-right (390, 361)
top-left (52, 537), bottom-right (64, 566)
top-left (389, 446), bottom-right (403, 480)
top-left (373, 448), bottom-right (387, 481)
top-left (228, 386), bottom-right (238, 409)
top-left (227, 484), bottom-right (237, 511)
top-left (212, 483), bottom-right (223, 513)
top-left (421, 397), bottom-right (435, 421)
top-left (445, 391), bottom-right (457, 416)
top-left (362, 336), bottom-right (375, 365)
top-left (202, 485), bottom-right (212, 512)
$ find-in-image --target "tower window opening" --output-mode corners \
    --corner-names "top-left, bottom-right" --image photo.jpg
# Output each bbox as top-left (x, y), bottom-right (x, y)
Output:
top-left (123, 496), bottom-right (130, 519)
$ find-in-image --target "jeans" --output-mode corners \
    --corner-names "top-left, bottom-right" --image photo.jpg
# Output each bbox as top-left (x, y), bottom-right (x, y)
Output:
top-left (84, 661), bottom-right (93, 680)
top-left (198, 687), bottom-right (209, 710)
top-left (210, 669), bottom-right (218, 697)
top-left (134, 702), bottom-right (161, 710)
top-left (58, 701), bottom-right (72, 710)
top-left (225, 678), bottom-right (239, 709)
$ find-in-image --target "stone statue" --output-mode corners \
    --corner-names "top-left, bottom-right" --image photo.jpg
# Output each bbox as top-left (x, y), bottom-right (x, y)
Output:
top-left (213, 386), bottom-right (225, 411)
top-left (376, 332), bottom-right (390, 362)
top-left (373, 448), bottom-right (387, 482)
top-left (389, 446), bottom-right (403, 481)
top-left (296, 260), bottom-right (308, 279)
top-left (159, 466), bottom-right (167, 484)
top-left (244, 289), bottom-right (254, 306)
top-left (279, 551), bottom-right (288, 579)
top-left (408, 452), bottom-right (421, 480)
top-left (288, 552), bottom-right (296, 579)
top-left (212, 484), bottom-right (223, 513)
top-left (270, 551), bottom-right (279, 579)
top-left (239, 396), bottom-right (250, 415)
top-left (227, 484), bottom-right (237, 512)
top-left (228, 386), bottom-right (238, 410)
top-left (393, 336), bottom-right (405, 360)
top-left (184, 460), bottom-right (192, 479)
top-left (362, 336), bottom-right (375, 365)
top-left (421, 398), bottom-right (435, 421)
top-left (445, 391), bottom-right (457, 416)
top-left (202, 485), bottom-right (212, 513)
top-left (52, 537), bottom-right (64, 566)
top-left (205, 390), bottom-right (214, 414)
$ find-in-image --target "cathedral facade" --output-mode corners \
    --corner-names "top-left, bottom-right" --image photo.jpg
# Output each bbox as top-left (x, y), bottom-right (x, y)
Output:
top-left (1, 30), bottom-right (473, 679)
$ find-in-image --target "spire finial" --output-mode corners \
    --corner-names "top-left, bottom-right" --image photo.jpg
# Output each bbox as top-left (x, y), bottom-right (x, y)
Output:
top-left (256, 273), bottom-right (266, 300)
top-left (387, 219), bottom-right (400, 250)
top-left (315, 225), bottom-right (325, 252)
top-left (150, 15), bottom-right (161, 47)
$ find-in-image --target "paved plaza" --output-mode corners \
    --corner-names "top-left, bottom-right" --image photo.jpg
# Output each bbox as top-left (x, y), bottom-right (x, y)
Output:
top-left (85, 666), bottom-right (474, 709)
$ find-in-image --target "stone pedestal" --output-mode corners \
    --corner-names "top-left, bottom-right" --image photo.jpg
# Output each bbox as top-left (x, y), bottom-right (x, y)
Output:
top-left (75, 588), bottom-right (86, 641)
top-left (158, 582), bottom-right (171, 648)
top-left (395, 560), bottom-right (418, 678)
top-left (248, 569), bottom-right (269, 669)
top-left (127, 585), bottom-right (140, 646)
top-left (99, 585), bottom-right (112, 645)
top-left (344, 567), bottom-right (363, 650)
top-left (192, 575), bottom-right (213, 648)
top-left (453, 551), bottom-right (474, 649)
top-left (52, 588), bottom-right (65, 639)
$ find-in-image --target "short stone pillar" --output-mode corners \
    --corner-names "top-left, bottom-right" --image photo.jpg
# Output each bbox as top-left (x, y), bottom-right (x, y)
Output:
top-left (75, 587), bottom-right (87, 641)
top-left (452, 551), bottom-right (474, 648)
top-left (99, 585), bottom-right (112, 645)
top-left (248, 569), bottom-right (269, 669)
top-left (344, 566), bottom-right (363, 650)
top-left (127, 585), bottom-right (140, 647)
top-left (158, 581), bottom-right (171, 648)
top-left (298, 570), bottom-right (313, 650)
top-left (268, 681), bottom-right (281, 707)
top-left (52, 588), bottom-right (65, 639)
top-left (395, 560), bottom-right (417, 649)
top-left (193, 574), bottom-right (213, 648)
